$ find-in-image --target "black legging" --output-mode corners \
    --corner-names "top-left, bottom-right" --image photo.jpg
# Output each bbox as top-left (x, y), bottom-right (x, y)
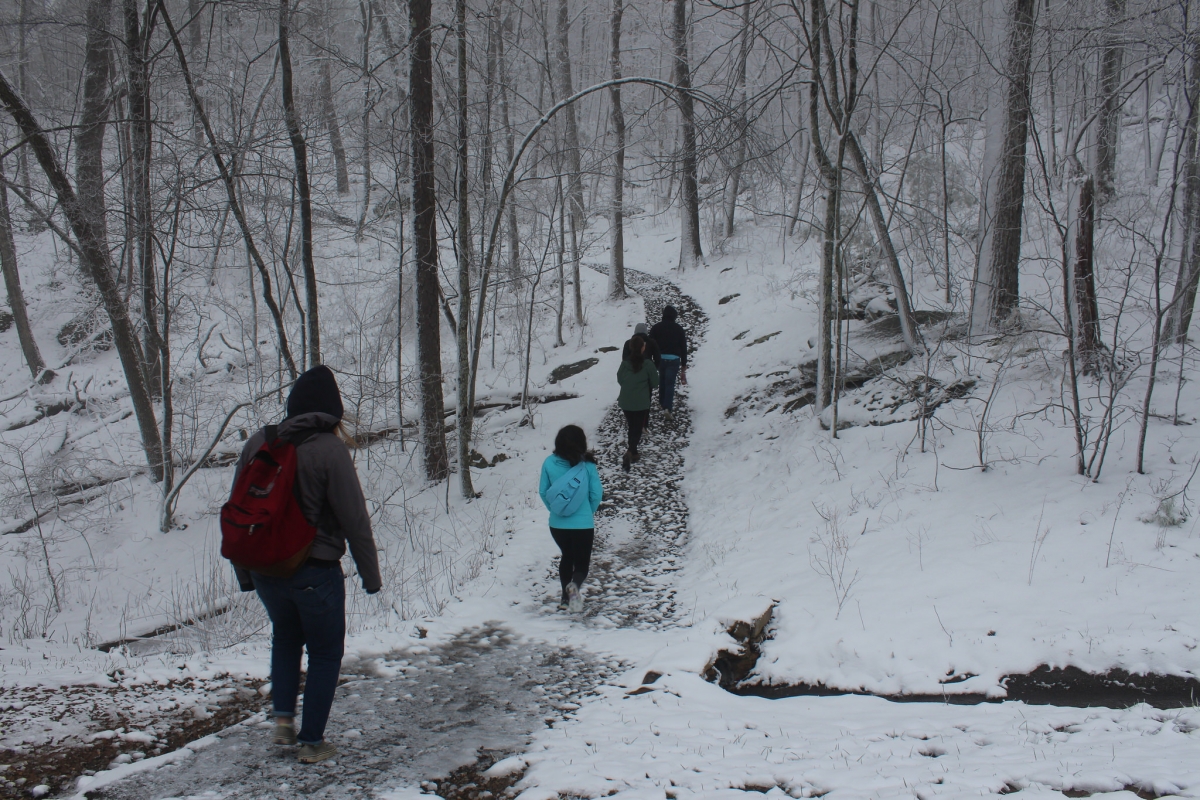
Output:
top-left (623, 409), bottom-right (649, 453)
top-left (550, 527), bottom-right (594, 603)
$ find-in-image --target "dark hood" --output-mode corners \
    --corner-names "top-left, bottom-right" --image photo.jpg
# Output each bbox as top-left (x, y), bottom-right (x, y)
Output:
top-left (287, 365), bottom-right (344, 420)
top-left (662, 305), bottom-right (678, 323)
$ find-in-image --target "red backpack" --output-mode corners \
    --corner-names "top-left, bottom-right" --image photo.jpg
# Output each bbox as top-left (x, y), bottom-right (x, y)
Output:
top-left (220, 426), bottom-right (317, 577)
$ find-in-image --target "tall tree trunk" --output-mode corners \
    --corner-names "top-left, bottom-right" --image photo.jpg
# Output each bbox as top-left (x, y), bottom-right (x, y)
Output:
top-left (320, 60), bottom-right (351, 195)
top-left (1072, 175), bottom-right (1103, 367)
top-left (467, 9), bottom-right (497, 435)
top-left (280, 0), bottom-right (321, 367)
top-left (123, 0), bottom-right (161, 396)
top-left (75, 0), bottom-right (114, 282)
top-left (16, 0), bottom-right (30, 194)
top-left (808, 0), bottom-right (836, 412)
top-left (0, 3), bottom-right (166, 482)
top-left (608, 0), bottom-right (627, 298)
top-left (553, 0), bottom-right (584, 324)
top-left (555, 172), bottom-right (567, 347)
top-left (673, 0), bottom-right (703, 269)
top-left (479, 8), bottom-right (497, 277)
top-left (499, 11), bottom-right (520, 283)
top-left (357, 0), bottom-right (373, 234)
top-left (1162, 37), bottom-right (1200, 347)
top-left (187, 0), bottom-right (203, 148)
top-left (971, 0), bottom-right (1036, 335)
top-left (411, 0), bottom-right (450, 481)
top-left (454, 0), bottom-right (475, 499)
top-left (0, 180), bottom-right (47, 382)
top-left (723, 0), bottom-right (751, 239)
top-left (1094, 0), bottom-right (1126, 202)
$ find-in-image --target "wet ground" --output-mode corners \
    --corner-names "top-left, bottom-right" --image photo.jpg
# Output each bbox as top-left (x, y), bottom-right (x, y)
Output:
top-left (81, 626), bottom-right (618, 800)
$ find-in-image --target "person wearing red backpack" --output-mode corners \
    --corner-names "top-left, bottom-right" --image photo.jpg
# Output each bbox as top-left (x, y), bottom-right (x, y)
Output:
top-left (229, 365), bottom-right (380, 764)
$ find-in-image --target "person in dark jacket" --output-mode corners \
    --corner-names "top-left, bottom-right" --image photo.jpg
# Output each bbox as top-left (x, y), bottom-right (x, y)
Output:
top-left (649, 305), bottom-right (688, 421)
top-left (232, 365), bottom-right (380, 764)
top-left (617, 334), bottom-right (659, 471)
top-left (538, 425), bottom-right (603, 612)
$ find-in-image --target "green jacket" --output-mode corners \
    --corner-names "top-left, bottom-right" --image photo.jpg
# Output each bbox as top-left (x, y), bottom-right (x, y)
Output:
top-left (617, 359), bottom-right (660, 411)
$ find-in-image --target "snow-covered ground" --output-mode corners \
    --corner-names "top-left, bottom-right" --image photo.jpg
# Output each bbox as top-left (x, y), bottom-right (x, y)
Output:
top-left (4, 207), bottom-right (1200, 798)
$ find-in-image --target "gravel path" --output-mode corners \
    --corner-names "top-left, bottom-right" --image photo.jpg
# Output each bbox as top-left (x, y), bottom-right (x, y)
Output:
top-left (83, 626), bottom-right (616, 800)
top-left (532, 268), bottom-right (708, 629)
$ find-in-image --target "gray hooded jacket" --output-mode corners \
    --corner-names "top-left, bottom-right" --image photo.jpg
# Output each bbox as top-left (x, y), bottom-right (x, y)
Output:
top-left (232, 412), bottom-right (382, 593)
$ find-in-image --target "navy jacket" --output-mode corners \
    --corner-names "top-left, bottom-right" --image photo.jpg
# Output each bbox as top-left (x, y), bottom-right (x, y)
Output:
top-left (649, 320), bottom-right (688, 370)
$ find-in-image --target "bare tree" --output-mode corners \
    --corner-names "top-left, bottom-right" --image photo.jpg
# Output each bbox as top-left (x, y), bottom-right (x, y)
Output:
top-left (280, 0), bottom-right (321, 367)
top-left (553, 0), bottom-right (585, 324)
top-left (16, 0), bottom-right (30, 194)
top-left (972, 0), bottom-right (1037, 335)
top-left (1072, 175), bottom-right (1104, 367)
top-left (0, 178), bottom-right (47, 383)
top-left (319, 0), bottom-right (351, 195)
top-left (499, 10), bottom-right (521, 285)
top-left (411, 0), bottom-right (450, 482)
top-left (673, 0), bottom-right (703, 270)
top-left (455, 0), bottom-right (476, 499)
top-left (121, 0), bottom-right (160, 394)
top-left (1163, 35), bottom-right (1200, 347)
top-left (608, 0), bottom-right (627, 299)
top-left (1095, 0), bottom-right (1126, 201)
top-left (723, 0), bottom-right (752, 240)
top-left (802, 0), bottom-right (841, 412)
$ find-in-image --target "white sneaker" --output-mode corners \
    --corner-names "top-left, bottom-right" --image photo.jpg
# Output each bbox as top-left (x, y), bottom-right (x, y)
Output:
top-left (567, 582), bottom-right (584, 613)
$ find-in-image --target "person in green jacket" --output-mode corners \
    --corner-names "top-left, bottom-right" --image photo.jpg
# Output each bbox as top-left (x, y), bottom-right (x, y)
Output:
top-left (538, 425), bottom-right (604, 612)
top-left (617, 334), bottom-right (659, 471)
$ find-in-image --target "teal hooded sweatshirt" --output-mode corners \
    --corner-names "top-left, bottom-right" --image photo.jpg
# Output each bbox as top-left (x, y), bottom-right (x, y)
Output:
top-left (539, 454), bottom-right (603, 529)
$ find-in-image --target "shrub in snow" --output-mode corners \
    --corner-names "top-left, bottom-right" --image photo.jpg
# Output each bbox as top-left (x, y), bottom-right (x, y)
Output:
top-left (1141, 495), bottom-right (1187, 528)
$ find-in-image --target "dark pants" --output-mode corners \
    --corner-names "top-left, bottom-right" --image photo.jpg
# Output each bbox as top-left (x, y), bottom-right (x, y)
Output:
top-left (550, 527), bottom-right (594, 603)
top-left (254, 563), bottom-right (346, 745)
top-left (623, 409), bottom-right (649, 453)
top-left (659, 359), bottom-right (681, 411)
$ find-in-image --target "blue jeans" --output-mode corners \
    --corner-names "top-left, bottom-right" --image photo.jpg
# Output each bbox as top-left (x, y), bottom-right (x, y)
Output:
top-left (254, 563), bottom-right (346, 744)
top-left (659, 359), bottom-right (681, 411)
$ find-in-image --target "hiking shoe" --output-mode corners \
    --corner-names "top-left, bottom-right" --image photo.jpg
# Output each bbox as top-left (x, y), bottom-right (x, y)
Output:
top-left (630, 449), bottom-right (641, 463)
top-left (622, 450), bottom-right (632, 471)
top-left (298, 741), bottom-right (337, 763)
top-left (567, 582), bottom-right (583, 613)
top-left (273, 719), bottom-right (297, 746)
top-left (664, 409), bottom-right (674, 422)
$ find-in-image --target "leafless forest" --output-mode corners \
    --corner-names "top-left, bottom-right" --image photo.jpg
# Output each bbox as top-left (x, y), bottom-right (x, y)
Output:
top-left (0, 0), bottom-right (1196, 538)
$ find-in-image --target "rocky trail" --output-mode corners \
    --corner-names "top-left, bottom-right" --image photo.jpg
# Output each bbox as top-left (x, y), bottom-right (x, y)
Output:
top-left (531, 268), bottom-right (708, 629)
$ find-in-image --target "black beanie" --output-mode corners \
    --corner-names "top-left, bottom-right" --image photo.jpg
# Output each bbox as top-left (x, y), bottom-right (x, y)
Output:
top-left (286, 365), bottom-right (344, 420)
top-left (663, 305), bottom-right (678, 322)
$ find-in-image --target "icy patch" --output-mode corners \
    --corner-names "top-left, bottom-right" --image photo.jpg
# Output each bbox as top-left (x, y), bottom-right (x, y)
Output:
top-left (83, 625), bottom-right (618, 799)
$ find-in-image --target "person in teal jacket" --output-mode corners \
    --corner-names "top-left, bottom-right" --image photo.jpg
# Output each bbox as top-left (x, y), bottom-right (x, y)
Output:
top-left (617, 334), bottom-right (659, 471)
top-left (538, 425), bottom-right (603, 612)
